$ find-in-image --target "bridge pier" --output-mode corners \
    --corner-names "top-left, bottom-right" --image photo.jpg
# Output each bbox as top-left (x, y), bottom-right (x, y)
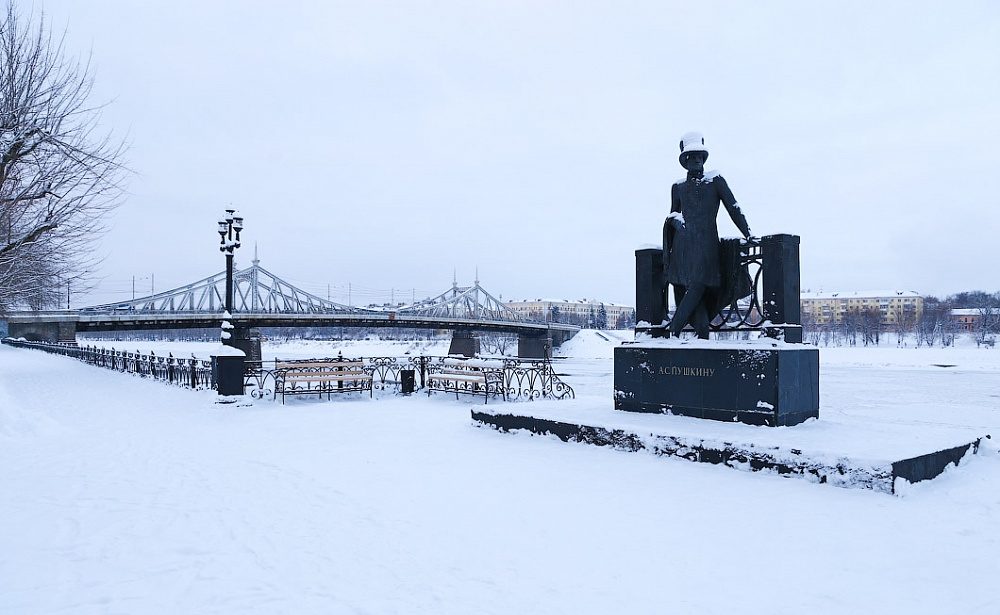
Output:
top-left (7, 316), bottom-right (79, 345)
top-left (448, 331), bottom-right (481, 357)
top-left (517, 331), bottom-right (552, 359)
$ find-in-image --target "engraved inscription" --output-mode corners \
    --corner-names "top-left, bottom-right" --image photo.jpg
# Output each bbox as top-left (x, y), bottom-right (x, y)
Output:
top-left (657, 366), bottom-right (715, 377)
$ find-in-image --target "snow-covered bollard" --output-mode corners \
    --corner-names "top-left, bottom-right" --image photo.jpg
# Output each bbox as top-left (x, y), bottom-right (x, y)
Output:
top-left (221, 313), bottom-right (235, 341)
top-left (214, 312), bottom-right (245, 398)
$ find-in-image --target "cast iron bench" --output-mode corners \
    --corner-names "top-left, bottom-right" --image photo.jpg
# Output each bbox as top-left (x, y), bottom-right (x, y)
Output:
top-left (426, 358), bottom-right (504, 403)
top-left (272, 356), bottom-right (373, 403)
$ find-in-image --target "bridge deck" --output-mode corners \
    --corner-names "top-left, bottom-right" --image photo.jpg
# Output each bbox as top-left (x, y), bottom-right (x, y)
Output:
top-left (6, 311), bottom-right (579, 336)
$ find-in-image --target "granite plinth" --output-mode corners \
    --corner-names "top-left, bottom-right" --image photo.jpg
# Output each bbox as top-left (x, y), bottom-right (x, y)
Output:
top-left (614, 341), bottom-right (819, 426)
top-left (472, 405), bottom-right (987, 494)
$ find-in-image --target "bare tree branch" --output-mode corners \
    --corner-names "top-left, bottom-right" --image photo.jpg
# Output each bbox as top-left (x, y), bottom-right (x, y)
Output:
top-left (0, 2), bottom-right (127, 312)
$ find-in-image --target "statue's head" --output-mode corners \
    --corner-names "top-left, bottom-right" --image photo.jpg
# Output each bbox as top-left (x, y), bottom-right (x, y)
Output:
top-left (679, 132), bottom-right (708, 172)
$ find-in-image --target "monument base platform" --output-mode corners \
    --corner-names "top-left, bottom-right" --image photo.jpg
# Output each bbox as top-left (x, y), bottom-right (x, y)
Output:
top-left (471, 404), bottom-right (987, 494)
top-left (614, 339), bottom-right (819, 426)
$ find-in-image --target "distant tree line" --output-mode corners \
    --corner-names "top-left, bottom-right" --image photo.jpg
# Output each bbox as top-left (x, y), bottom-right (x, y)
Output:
top-left (802, 290), bottom-right (1000, 348)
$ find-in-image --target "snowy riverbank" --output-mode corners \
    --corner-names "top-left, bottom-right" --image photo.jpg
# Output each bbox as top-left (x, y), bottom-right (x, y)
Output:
top-left (2, 335), bottom-right (1000, 613)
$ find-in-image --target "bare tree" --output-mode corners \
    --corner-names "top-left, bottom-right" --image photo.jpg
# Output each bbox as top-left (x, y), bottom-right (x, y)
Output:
top-left (480, 332), bottom-right (516, 356)
top-left (858, 307), bottom-right (882, 347)
top-left (973, 292), bottom-right (1000, 348)
top-left (801, 311), bottom-right (823, 346)
top-left (840, 308), bottom-right (860, 346)
top-left (0, 3), bottom-right (127, 312)
top-left (891, 304), bottom-right (917, 347)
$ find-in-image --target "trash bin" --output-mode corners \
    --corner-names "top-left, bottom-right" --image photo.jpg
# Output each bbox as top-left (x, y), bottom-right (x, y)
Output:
top-left (400, 369), bottom-right (415, 395)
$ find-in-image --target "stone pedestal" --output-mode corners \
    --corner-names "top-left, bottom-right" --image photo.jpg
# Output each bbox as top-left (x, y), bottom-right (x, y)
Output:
top-left (517, 332), bottom-right (552, 359)
top-left (614, 343), bottom-right (819, 426)
top-left (448, 331), bottom-right (481, 357)
top-left (230, 327), bottom-right (261, 362)
top-left (212, 352), bottom-right (246, 396)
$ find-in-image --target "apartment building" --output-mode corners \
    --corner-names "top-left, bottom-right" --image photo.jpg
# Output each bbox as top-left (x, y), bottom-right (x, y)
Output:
top-left (505, 298), bottom-right (634, 327)
top-left (801, 290), bottom-right (923, 326)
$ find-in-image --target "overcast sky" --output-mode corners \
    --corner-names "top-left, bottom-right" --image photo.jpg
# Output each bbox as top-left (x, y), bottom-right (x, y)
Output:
top-left (35, 1), bottom-right (1000, 307)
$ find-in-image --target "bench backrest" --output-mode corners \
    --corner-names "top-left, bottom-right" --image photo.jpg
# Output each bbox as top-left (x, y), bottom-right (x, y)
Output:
top-left (275, 359), bottom-right (365, 370)
top-left (436, 368), bottom-right (486, 377)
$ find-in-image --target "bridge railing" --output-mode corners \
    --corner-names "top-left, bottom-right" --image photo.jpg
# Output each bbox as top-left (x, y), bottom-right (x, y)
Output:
top-left (2, 338), bottom-right (213, 390)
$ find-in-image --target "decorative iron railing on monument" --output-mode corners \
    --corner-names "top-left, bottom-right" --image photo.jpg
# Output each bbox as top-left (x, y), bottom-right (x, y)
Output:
top-left (1, 339), bottom-right (214, 389)
top-left (634, 234), bottom-right (802, 342)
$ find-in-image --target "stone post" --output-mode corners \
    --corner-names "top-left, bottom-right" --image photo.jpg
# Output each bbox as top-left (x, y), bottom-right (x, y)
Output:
top-left (761, 234), bottom-right (803, 343)
top-left (634, 248), bottom-right (666, 336)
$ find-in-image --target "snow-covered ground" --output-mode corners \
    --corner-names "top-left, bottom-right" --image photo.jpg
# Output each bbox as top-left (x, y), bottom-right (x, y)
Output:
top-left (2, 332), bottom-right (1000, 614)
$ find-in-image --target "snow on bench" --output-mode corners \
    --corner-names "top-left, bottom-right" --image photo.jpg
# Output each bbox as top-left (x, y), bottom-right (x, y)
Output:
top-left (272, 356), bottom-right (373, 403)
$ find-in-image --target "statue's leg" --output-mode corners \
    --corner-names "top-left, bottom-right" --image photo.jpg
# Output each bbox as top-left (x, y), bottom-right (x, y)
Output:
top-left (670, 284), bottom-right (685, 329)
top-left (692, 299), bottom-right (711, 339)
top-left (669, 283), bottom-right (707, 336)
top-left (668, 285), bottom-right (686, 335)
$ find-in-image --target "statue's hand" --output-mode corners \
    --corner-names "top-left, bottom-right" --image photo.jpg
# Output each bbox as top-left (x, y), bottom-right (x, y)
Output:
top-left (666, 211), bottom-right (685, 230)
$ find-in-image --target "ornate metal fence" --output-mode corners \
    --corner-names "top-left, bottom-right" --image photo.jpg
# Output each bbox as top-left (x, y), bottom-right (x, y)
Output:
top-left (247, 354), bottom-right (575, 401)
top-left (1, 339), bottom-right (213, 390)
top-left (500, 358), bottom-right (575, 400)
top-left (3, 338), bottom-right (575, 401)
top-left (710, 238), bottom-right (763, 331)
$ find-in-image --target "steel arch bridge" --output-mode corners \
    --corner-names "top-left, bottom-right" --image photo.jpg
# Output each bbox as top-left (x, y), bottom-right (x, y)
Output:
top-left (4, 258), bottom-right (580, 356)
top-left (81, 258), bottom-right (525, 321)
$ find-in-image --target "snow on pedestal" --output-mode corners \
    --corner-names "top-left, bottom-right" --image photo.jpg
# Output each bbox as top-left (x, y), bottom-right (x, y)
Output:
top-left (210, 344), bottom-right (246, 357)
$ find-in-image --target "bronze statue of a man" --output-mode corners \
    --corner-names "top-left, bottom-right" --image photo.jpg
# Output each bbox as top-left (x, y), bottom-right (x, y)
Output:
top-left (664, 132), bottom-right (752, 339)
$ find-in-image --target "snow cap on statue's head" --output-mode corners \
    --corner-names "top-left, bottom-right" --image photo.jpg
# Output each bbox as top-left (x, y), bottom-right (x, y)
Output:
top-left (678, 131), bottom-right (708, 162)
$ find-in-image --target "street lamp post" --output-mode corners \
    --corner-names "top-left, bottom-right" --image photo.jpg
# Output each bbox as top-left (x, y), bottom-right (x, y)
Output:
top-left (213, 209), bottom-right (246, 398)
top-left (217, 209), bottom-right (244, 332)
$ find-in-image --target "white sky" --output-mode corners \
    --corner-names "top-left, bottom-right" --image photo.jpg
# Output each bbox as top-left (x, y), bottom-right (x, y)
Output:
top-left (34, 1), bottom-right (1000, 307)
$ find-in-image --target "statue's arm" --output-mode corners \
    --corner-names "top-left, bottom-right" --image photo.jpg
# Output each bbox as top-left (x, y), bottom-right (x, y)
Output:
top-left (718, 176), bottom-right (751, 238)
top-left (663, 184), bottom-right (681, 266)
